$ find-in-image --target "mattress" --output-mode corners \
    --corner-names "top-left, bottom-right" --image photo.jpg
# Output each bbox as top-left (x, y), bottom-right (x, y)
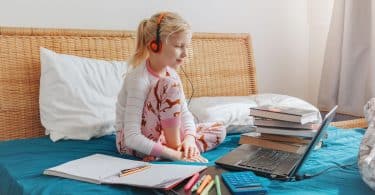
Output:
top-left (0, 126), bottom-right (373, 195)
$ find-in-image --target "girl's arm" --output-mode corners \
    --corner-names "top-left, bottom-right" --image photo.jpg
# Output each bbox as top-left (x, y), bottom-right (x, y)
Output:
top-left (177, 76), bottom-right (201, 159)
top-left (160, 145), bottom-right (183, 160)
top-left (163, 126), bottom-right (182, 150)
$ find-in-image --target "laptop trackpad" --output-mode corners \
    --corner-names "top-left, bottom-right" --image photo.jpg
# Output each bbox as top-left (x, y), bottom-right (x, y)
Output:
top-left (216, 144), bottom-right (261, 166)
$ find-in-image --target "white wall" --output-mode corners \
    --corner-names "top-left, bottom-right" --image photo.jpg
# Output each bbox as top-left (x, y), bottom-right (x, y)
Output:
top-left (0, 0), bottom-right (333, 105)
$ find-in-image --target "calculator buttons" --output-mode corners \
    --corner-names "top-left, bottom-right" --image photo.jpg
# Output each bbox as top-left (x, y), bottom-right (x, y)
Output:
top-left (222, 171), bottom-right (267, 195)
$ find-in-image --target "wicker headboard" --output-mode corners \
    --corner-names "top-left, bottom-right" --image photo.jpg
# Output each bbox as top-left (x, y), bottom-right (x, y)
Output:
top-left (0, 27), bottom-right (257, 141)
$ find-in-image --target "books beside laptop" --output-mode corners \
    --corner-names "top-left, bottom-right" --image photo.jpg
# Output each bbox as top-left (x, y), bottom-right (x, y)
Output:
top-left (239, 132), bottom-right (308, 154)
top-left (242, 105), bottom-right (322, 155)
top-left (249, 105), bottom-right (320, 144)
top-left (216, 106), bottom-right (337, 181)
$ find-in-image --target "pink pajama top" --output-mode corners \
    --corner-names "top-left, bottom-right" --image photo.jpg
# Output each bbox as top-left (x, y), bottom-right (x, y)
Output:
top-left (115, 61), bottom-right (196, 156)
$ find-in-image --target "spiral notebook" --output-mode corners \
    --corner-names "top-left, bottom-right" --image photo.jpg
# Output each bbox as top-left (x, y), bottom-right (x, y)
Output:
top-left (43, 154), bottom-right (206, 190)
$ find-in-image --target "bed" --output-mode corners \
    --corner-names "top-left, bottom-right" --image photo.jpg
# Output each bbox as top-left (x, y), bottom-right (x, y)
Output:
top-left (0, 26), bottom-right (373, 195)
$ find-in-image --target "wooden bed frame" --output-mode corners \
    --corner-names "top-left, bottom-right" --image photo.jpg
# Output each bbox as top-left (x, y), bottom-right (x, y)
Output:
top-left (0, 27), bottom-right (257, 140)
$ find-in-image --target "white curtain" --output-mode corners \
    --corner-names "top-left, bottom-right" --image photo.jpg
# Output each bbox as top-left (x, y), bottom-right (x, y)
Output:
top-left (318, 0), bottom-right (375, 117)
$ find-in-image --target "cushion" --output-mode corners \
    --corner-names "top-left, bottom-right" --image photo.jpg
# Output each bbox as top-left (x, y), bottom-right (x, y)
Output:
top-left (188, 93), bottom-right (321, 134)
top-left (39, 48), bottom-right (128, 141)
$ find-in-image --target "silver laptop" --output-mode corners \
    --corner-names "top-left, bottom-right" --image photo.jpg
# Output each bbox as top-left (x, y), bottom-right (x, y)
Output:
top-left (215, 106), bottom-right (337, 181)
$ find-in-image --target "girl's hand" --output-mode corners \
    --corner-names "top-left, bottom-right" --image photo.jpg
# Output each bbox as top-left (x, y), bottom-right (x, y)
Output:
top-left (142, 155), bottom-right (157, 162)
top-left (161, 143), bottom-right (207, 163)
top-left (182, 154), bottom-right (208, 163)
top-left (177, 134), bottom-right (200, 159)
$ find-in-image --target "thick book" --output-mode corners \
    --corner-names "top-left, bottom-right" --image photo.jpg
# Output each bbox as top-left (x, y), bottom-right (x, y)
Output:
top-left (239, 132), bottom-right (307, 154)
top-left (259, 133), bottom-right (311, 144)
top-left (250, 105), bottom-right (319, 124)
top-left (255, 126), bottom-right (317, 138)
top-left (43, 154), bottom-right (206, 190)
top-left (254, 118), bottom-right (319, 130)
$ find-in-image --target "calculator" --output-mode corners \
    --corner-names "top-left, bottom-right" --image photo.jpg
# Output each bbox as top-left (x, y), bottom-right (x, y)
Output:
top-left (221, 171), bottom-right (267, 195)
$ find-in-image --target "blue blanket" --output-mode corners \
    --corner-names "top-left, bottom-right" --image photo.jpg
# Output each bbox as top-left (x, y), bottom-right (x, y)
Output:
top-left (0, 126), bottom-right (373, 195)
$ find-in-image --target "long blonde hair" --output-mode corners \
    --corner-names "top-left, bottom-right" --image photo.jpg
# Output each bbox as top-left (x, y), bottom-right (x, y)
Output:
top-left (128, 12), bottom-right (191, 67)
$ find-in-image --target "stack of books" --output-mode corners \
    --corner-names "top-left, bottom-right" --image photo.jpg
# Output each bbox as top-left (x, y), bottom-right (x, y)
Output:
top-left (239, 105), bottom-right (321, 154)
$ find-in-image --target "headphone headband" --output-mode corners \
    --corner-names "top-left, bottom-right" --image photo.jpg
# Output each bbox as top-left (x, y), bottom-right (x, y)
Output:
top-left (156, 13), bottom-right (165, 42)
top-left (150, 13), bottom-right (166, 53)
top-left (157, 13), bottom-right (165, 25)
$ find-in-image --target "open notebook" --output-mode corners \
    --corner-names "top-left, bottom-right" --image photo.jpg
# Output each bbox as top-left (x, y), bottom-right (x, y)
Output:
top-left (43, 154), bottom-right (206, 190)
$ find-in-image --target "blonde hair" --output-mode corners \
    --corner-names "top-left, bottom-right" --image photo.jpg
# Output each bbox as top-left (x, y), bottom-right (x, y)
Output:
top-left (128, 12), bottom-right (191, 67)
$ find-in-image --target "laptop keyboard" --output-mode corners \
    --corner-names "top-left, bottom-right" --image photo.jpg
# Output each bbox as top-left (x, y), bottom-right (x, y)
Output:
top-left (238, 148), bottom-right (300, 173)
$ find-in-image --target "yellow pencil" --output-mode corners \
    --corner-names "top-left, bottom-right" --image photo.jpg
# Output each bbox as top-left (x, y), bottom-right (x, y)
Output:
top-left (197, 174), bottom-right (212, 194)
top-left (119, 165), bottom-right (151, 177)
top-left (200, 180), bottom-right (215, 195)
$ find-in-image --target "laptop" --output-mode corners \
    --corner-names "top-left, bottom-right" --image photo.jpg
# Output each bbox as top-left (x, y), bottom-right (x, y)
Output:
top-left (215, 106), bottom-right (337, 181)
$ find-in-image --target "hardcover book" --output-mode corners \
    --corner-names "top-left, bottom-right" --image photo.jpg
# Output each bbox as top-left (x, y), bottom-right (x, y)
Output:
top-left (239, 132), bottom-right (307, 154)
top-left (254, 118), bottom-right (319, 130)
top-left (255, 126), bottom-right (317, 138)
top-left (259, 133), bottom-right (311, 144)
top-left (250, 105), bottom-right (319, 124)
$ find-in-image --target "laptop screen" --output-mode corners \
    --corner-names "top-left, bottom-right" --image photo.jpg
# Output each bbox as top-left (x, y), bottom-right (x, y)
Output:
top-left (290, 105), bottom-right (338, 177)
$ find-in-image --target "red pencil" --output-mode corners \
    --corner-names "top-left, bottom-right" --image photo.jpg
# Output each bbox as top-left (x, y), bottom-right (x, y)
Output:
top-left (184, 172), bottom-right (200, 191)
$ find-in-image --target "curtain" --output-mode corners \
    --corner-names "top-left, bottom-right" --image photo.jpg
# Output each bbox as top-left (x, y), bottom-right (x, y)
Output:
top-left (318, 0), bottom-right (375, 116)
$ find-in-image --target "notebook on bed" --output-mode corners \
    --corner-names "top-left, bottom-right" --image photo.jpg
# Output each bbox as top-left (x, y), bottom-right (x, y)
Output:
top-left (43, 154), bottom-right (206, 190)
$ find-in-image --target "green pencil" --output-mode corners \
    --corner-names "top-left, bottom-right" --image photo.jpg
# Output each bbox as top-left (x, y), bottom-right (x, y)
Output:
top-left (215, 175), bottom-right (222, 195)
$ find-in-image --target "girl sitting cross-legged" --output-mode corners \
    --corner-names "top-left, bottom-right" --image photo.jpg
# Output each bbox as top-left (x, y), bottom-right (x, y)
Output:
top-left (115, 11), bottom-right (226, 162)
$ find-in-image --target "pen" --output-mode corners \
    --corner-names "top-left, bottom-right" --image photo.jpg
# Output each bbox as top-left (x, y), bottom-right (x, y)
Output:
top-left (197, 174), bottom-right (212, 194)
top-left (184, 172), bottom-right (200, 192)
top-left (119, 165), bottom-right (151, 177)
top-left (214, 175), bottom-right (221, 195)
top-left (200, 180), bottom-right (215, 195)
top-left (192, 174), bottom-right (207, 192)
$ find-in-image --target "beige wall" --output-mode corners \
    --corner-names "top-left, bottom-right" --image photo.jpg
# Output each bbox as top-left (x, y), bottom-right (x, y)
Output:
top-left (0, 0), bottom-right (333, 105)
top-left (307, 0), bottom-right (334, 105)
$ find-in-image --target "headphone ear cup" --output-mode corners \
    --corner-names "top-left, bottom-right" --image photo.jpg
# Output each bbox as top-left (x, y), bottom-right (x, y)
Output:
top-left (150, 40), bottom-right (162, 53)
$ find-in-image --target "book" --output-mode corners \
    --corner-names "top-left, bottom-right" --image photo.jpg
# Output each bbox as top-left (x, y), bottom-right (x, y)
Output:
top-left (261, 133), bottom-right (323, 150)
top-left (238, 132), bottom-right (307, 154)
top-left (254, 118), bottom-right (319, 130)
top-left (259, 133), bottom-right (311, 144)
top-left (43, 154), bottom-right (206, 190)
top-left (255, 126), bottom-right (317, 138)
top-left (250, 105), bottom-right (319, 124)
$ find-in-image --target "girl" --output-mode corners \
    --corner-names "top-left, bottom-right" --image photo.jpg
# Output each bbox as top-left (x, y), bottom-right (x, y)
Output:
top-left (115, 12), bottom-right (226, 162)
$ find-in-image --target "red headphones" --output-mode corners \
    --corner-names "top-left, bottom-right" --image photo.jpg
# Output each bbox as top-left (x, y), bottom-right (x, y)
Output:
top-left (150, 13), bottom-right (165, 53)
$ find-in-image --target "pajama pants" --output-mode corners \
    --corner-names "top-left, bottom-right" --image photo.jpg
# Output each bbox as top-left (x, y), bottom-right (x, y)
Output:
top-left (116, 77), bottom-right (226, 159)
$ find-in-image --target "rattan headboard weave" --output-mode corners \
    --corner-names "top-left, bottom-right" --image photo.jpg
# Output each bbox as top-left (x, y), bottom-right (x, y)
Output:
top-left (0, 26), bottom-right (257, 140)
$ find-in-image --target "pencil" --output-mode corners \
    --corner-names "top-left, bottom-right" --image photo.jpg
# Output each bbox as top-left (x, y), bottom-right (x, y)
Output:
top-left (119, 165), bottom-right (151, 177)
top-left (214, 175), bottom-right (221, 195)
top-left (200, 180), bottom-right (215, 195)
top-left (192, 174), bottom-right (207, 192)
top-left (120, 165), bottom-right (149, 174)
top-left (184, 172), bottom-right (200, 191)
top-left (197, 174), bottom-right (212, 194)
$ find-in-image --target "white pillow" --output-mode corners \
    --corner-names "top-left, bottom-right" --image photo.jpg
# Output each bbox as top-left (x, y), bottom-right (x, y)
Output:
top-left (39, 48), bottom-right (128, 141)
top-left (188, 93), bottom-right (321, 134)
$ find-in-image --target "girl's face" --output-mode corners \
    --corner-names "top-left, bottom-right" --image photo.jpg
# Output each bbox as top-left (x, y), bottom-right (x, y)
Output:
top-left (159, 31), bottom-right (191, 69)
